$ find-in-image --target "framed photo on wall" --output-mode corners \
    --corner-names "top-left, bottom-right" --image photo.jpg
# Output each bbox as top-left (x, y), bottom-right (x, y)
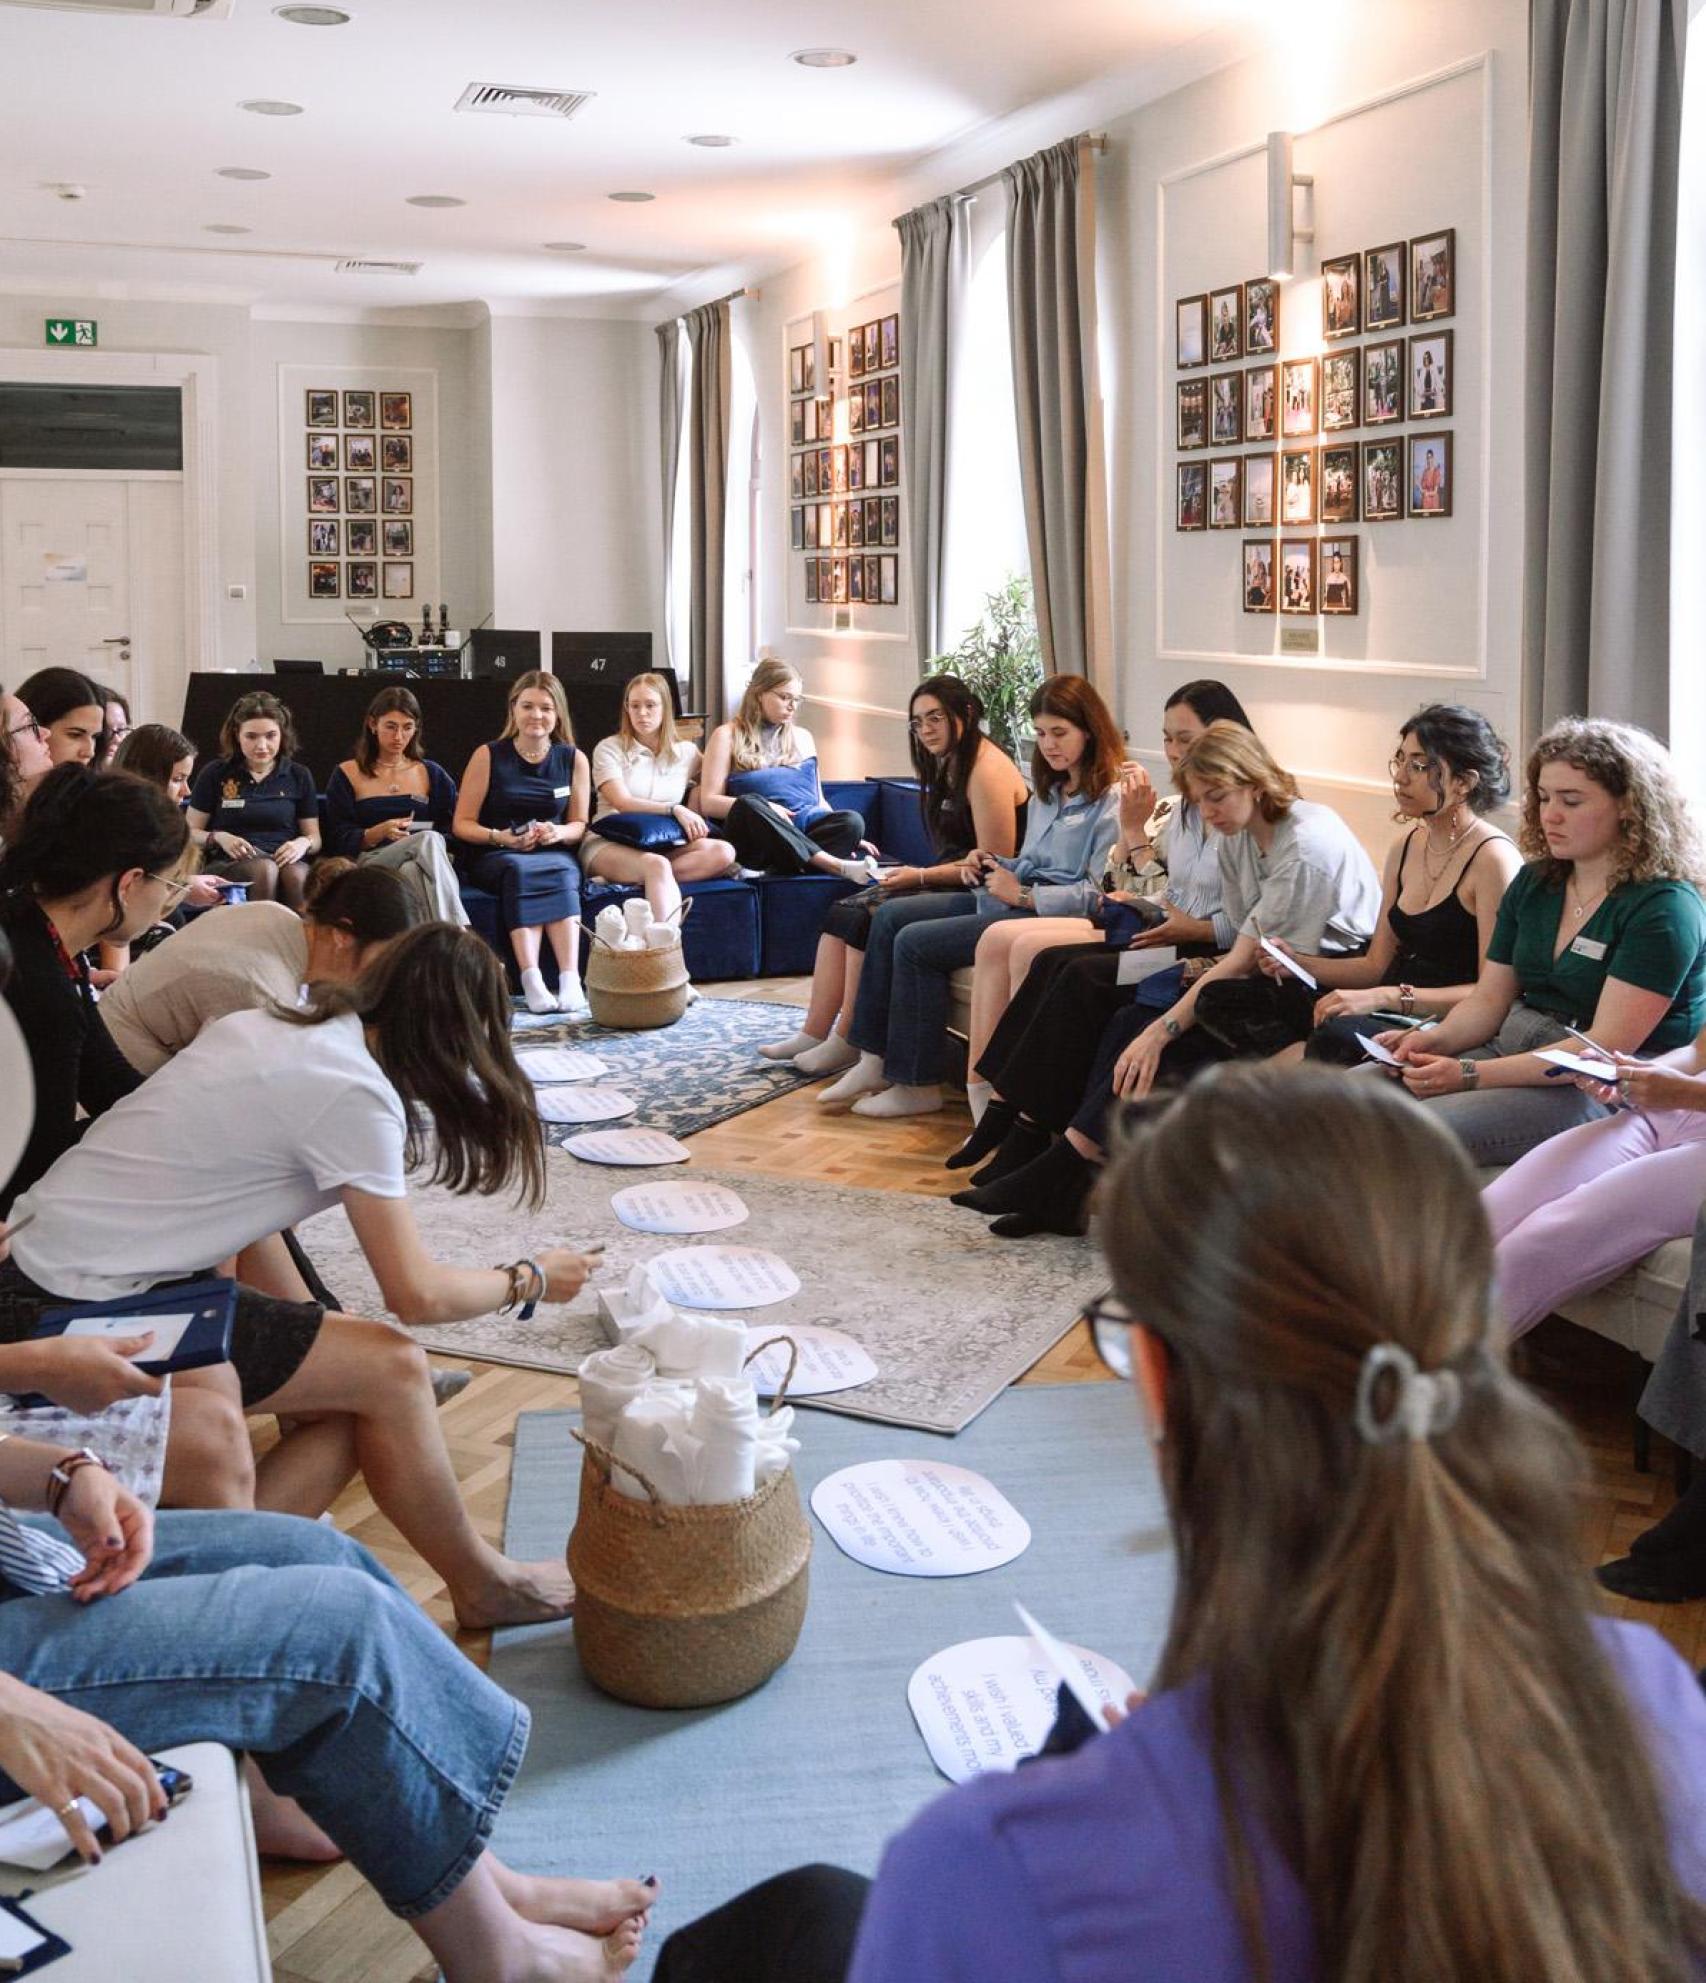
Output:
top-left (864, 323), bottom-right (880, 371)
top-left (1409, 431), bottom-right (1452, 517)
top-left (833, 444), bottom-right (847, 494)
top-left (348, 561), bottom-right (378, 599)
top-left (1362, 339), bottom-right (1403, 424)
top-left (804, 399), bottom-right (819, 444)
top-left (848, 444), bottom-right (863, 492)
top-left (1279, 537), bottom-right (1318, 615)
top-left (791, 402), bottom-right (806, 446)
top-left (1176, 378), bottom-right (1207, 450)
top-left (1320, 535), bottom-right (1358, 613)
top-left (803, 453), bottom-right (819, 498)
top-left (1280, 446), bottom-right (1316, 525)
top-left (1209, 286), bottom-right (1242, 362)
top-left (1176, 295), bottom-right (1207, 369)
top-left (1242, 454), bottom-right (1276, 528)
top-left (1410, 228), bottom-right (1455, 320)
top-left (1244, 364), bottom-right (1276, 443)
top-left (1176, 460), bottom-right (1207, 531)
top-left (347, 518), bottom-right (377, 556)
top-left (833, 503), bottom-right (849, 549)
top-left (1244, 277), bottom-right (1279, 355)
top-left (308, 560), bottom-right (339, 598)
top-left (343, 390), bottom-right (375, 430)
top-left (818, 505), bottom-right (834, 549)
top-left (805, 560), bottom-right (819, 604)
top-left (881, 494), bottom-right (898, 545)
top-left (1281, 358), bottom-right (1318, 439)
top-left (882, 375), bottom-right (900, 427)
top-left (1408, 329), bottom-right (1452, 418)
top-left (832, 558), bottom-right (849, 605)
top-left (850, 557), bottom-right (864, 604)
top-left (1321, 348), bottom-right (1360, 432)
top-left (308, 518), bottom-right (339, 557)
top-left (849, 502), bottom-right (864, 548)
top-left (880, 436), bottom-right (898, 486)
top-left (862, 495), bottom-right (879, 540)
top-left (381, 434), bottom-right (413, 472)
top-left (818, 445), bottom-right (833, 491)
top-left (1209, 372), bottom-right (1242, 447)
top-left (1363, 242), bottom-right (1406, 329)
top-left (791, 455), bottom-right (804, 500)
top-left (1209, 457), bottom-right (1242, 529)
top-left (881, 315), bottom-right (899, 369)
top-left (382, 477), bottom-right (412, 514)
top-left (1242, 538), bottom-right (1275, 612)
top-left (790, 346), bottom-right (805, 395)
top-left (307, 433), bottom-right (338, 470)
top-left (382, 560), bottom-right (414, 599)
top-left (305, 389), bottom-right (338, 428)
top-left (344, 433), bottom-right (376, 472)
top-left (1321, 253), bottom-right (1361, 339)
top-left (308, 476), bottom-right (339, 515)
top-left (802, 344), bottom-right (817, 394)
top-left (849, 327), bottom-right (865, 379)
top-left (880, 556), bottom-right (897, 605)
top-left (1361, 438), bottom-right (1404, 520)
top-left (849, 392), bottom-right (864, 435)
top-left (384, 519), bottom-right (413, 557)
top-left (1319, 443), bottom-right (1359, 524)
top-left (380, 392), bottom-right (412, 430)
top-left (345, 475), bottom-right (376, 514)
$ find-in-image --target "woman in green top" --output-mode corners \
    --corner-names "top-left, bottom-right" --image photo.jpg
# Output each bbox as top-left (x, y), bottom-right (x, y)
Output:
top-left (1383, 718), bottom-right (1706, 1164)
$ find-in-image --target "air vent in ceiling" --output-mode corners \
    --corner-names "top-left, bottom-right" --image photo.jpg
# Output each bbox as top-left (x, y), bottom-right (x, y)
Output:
top-left (335, 258), bottom-right (421, 276)
top-left (454, 82), bottom-right (594, 120)
top-left (1, 0), bottom-right (232, 15)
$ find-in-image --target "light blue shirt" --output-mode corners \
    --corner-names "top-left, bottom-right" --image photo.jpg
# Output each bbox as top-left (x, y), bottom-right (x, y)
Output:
top-left (980, 783), bottom-right (1122, 919)
top-left (1145, 801), bottom-right (1234, 950)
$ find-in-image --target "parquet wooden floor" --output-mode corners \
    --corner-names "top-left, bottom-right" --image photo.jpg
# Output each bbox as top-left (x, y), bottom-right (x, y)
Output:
top-left (260, 979), bottom-right (1703, 1980)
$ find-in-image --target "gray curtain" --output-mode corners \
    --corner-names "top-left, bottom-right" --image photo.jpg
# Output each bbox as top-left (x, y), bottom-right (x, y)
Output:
top-left (684, 300), bottom-right (731, 725)
top-left (895, 193), bottom-right (968, 667)
top-left (1003, 137), bottom-right (1113, 691)
top-left (1524, 0), bottom-right (1688, 738)
top-left (655, 318), bottom-right (685, 680)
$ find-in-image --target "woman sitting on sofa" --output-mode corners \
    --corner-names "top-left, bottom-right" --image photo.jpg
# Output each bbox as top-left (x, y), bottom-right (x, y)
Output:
top-left (186, 690), bottom-right (321, 911)
top-left (323, 686), bottom-right (467, 927)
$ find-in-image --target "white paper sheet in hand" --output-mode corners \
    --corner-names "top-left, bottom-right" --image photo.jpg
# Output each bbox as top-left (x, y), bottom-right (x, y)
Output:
top-left (1536, 1046), bottom-right (1619, 1081)
top-left (533, 1085), bottom-right (637, 1124)
top-left (565, 1128), bottom-right (692, 1166)
top-left (1116, 944), bottom-right (1177, 987)
top-left (610, 1181), bottom-right (749, 1235)
top-left (0, 1789), bottom-right (105, 1871)
top-left (63, 1312), bottom-right (193, 1362)
top-left (646, 1245), bottom-right (800, 1309)
top-left (1359, 1033), bottom-right (1405, 1067)
top-left (1259, 936), bottom-right (1318, 988)
top-left (515, 1046), bottom-right (610, 1083)
top-left (907, 1635), bottom-right (1139, 1783)
top-left (811, 1458), bottom-right (1031, 1575)
top-left (745, 1323), bottom-right (878, 1397)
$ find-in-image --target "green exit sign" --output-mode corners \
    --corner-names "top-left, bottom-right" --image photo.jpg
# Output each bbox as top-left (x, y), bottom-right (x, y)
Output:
top-left (44, 318), bottom-right (97, 348)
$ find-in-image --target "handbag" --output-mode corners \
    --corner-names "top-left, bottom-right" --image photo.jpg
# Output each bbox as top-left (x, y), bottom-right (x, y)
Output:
top-left (591, 812), bottom-right (687, 850)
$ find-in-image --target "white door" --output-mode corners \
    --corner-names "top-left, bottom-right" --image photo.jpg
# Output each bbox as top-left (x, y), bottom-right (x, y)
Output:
top-left (0, 477), bottom-right (183, 718)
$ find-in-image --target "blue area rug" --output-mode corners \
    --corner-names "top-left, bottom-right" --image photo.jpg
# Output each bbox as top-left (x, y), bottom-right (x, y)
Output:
top-left (489, 1384), bottom-right (1173, 1977)
top-left (511, 994), bottom-right (811, 1142)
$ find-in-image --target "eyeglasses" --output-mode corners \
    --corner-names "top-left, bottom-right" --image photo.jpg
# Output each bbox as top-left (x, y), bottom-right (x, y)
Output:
top-left (1389, 753), bottom-right (1436, 779)
top-left (909, 711), bottom-right (949, 733)
top-left (6, 716), bottom-right (42, 744)
top-left (144, 870), bottom-right (193, 903)
top-left (1081, 1292), bottom-right (1133, 1330)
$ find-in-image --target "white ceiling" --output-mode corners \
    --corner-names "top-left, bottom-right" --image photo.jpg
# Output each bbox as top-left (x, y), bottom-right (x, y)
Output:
top-left (0, 0), bottom-right (1263, 317)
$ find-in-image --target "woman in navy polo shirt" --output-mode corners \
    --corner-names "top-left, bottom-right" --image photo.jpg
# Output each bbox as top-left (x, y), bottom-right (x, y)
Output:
top-left (186, 691), bottom-right (321, 910)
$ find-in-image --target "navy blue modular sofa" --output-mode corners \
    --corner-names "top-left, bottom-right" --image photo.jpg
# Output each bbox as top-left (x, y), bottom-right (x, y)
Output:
top-left (459, 777), bottom-right (939, 985)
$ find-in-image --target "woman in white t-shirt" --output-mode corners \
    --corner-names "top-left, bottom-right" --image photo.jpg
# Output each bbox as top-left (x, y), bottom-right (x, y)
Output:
top-left (579, 673), bottom-right (737, 922)
top-left (1, 924), bottom-right (600, 1631)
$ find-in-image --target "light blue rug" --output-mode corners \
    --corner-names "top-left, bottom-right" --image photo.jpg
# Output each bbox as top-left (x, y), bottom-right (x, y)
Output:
top-left (489, 1384), bottom-right (1174, 1976)
top-left (510, 995), bottom-right (812, 1142)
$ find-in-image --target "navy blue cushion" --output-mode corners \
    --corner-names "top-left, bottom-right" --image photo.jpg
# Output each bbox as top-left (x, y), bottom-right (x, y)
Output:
top-left (727, 758), bottom-right (828, 828)
top-left (591, 812), bottom-right (687, 850)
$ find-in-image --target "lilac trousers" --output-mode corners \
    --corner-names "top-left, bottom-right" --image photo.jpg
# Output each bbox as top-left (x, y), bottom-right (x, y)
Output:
top-left (1484, 1105), bottom-right (1706, 1336)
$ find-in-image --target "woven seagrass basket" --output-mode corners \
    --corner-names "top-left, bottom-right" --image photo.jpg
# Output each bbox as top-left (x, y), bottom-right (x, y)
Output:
top-left (567, 1338), bottom-right (810, 1708)
top-left (584, 912), bottom-right (690, 1029)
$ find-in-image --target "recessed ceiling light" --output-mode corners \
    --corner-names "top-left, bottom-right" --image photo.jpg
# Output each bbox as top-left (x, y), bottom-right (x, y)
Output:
top-left (543, 241), bottom-right (587, 252)
top-left (204, 223), bottom-right (252, 235)
top-left (273, 5), bottom-right (350, 21)
top-left (790, 47), bottom-right (856, 67)
top-left (239, 99), bottom-right (304, 116)
top-left (216, 167), bottom-right (272, 182)
top-left (686, 133), bottom-right (737, 148)
top-left (607, 190), bottom-right (655, 203)
top-left (405, 195), bottom-right (466, 208)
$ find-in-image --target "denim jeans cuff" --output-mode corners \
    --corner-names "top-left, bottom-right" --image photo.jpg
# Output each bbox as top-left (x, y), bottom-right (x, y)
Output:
top-left (391, 1697), bottom-right (532, 1920)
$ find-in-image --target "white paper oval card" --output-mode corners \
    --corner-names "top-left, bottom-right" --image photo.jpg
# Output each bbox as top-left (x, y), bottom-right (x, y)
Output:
top-left (515, 1046), bottom-right (610, 1084)
top-left (810, 1459), bottom-right (1030, 1576)
top-left (564, 1128), bottom-right (692, 1166)
top-left (534, 1086), bottom-right (637, 1125)
top-left (907, 1635), bottom-right (1138, 1784)
top-left (745, 1324), bottom-right (877, 1398)
top-left (610, 1181), bottom-right (749, 1236)
top-left (646, 1245), bottom-right (801, 1310)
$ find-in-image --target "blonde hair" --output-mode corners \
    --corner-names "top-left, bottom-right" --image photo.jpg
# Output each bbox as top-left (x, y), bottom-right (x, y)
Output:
top-left (730, 659), bottom-right (803, 772)
top-left (500, 670), bottom-right (574, 746)
top-left (617, 672), bottom-right (680, 758)
top-left (1175, 719), bottom-right (1298, 821)
top-left (1520, 718), bottom-right (1706, 891)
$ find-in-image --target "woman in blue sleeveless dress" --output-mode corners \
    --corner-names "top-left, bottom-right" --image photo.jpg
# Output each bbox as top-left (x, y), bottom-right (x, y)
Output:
top-left (452, 671), bottom-right (591, 1014)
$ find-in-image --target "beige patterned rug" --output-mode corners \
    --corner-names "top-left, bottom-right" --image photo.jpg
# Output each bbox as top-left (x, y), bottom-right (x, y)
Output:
top-left (296, 1152), bottom-right (1103, 1434)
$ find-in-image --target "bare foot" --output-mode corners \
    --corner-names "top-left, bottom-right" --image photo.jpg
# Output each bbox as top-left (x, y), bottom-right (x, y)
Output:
top-left (517, 1916), bottom-right (645, 1979)
top-left (451, 1558), bottom-right (576, 1631)
top-left (496, 1868), bottom-right (657, 1936)
top-left (244, 1763), bottom-right (342, 1863)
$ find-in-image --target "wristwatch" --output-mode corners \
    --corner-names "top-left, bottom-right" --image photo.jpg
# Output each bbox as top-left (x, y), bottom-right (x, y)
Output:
top-left (1162, 1017), bottom-right (1183, 1039)
top-left (1017, 884), bottom-right (1036, 912)
top-left (1458, 1058), bottom-right (1480, 1091)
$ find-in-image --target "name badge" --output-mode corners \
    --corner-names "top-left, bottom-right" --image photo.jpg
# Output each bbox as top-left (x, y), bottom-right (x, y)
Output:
top-left (553, 784), bottom-right (571, 799)
top-left (1569, 934), bottom-right (1609, 960)
top-left (223, 799), bottom-right (245, 810)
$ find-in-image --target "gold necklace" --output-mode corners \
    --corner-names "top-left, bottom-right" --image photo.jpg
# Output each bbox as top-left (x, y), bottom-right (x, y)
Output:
top-left (1568, 872), bottom-right (1608, 922)
top-left (1420, 813), bottom-right (1472, 887)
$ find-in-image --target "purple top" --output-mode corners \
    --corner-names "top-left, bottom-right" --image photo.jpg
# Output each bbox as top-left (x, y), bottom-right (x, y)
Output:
top-left (847, 1620), bottom-right (1706, 1982)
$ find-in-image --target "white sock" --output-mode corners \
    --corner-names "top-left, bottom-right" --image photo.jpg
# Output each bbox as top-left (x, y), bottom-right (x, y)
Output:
top-left (557, 976), bottom-right (590, 1014)
top-left (794, 1033), bottom-right (860, 1075)
top-left (830, 854), bottom-right (881, 884)
top-left (520, 967), bottom-right (558, 1015)
top-left (818, 1051), bottom-right (888, 1104)
top-left (758, 1029), bottom-right (823, 1061)
top-left (852, 1083), bottom-right (943, 1119)
top-left (966, 1079), bottom-right (994, 1125)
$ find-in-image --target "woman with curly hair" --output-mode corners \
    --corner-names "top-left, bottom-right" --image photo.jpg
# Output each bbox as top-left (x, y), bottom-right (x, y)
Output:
top-left (1384, 718), bottom-right (1706, 1164)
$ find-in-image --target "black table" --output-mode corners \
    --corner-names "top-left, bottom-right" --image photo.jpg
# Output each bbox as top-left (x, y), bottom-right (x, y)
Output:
top-left (179, 673), bottom-right (634, 791)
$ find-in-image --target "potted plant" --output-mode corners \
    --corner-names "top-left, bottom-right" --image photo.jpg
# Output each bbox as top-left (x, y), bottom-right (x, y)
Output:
top-left (928, 575), bottom-right (1045, 766)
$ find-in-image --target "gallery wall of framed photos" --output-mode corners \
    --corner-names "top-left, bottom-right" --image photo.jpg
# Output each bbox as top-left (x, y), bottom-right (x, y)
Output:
top-left (275, 364), bottom-right (440, 627)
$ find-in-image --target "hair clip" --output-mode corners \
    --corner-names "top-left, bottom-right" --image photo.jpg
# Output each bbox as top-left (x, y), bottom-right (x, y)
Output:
top-left (1353, 1341), bottom-right (1462, 1445)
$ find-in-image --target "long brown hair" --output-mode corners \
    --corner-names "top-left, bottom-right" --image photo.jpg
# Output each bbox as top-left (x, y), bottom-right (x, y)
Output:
top-left (355, 686), bottom-right (426, 777)
top-left (284, 924), bottom-right (546, 1207)
top-left (1028, 675), bottom-right (1123, 804)
top-left (1099, 1066), bottom-right (1706, 1983)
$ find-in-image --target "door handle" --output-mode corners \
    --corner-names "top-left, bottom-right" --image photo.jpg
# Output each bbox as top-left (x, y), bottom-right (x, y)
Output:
top-left (101, 636), bottom-right (132, 645)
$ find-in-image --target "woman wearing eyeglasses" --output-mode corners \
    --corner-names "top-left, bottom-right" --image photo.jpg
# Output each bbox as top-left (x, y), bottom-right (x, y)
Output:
top-left (1, 682), bottom-right (55, 837)
top-left (758, 675), bottom-right (1027, 1072)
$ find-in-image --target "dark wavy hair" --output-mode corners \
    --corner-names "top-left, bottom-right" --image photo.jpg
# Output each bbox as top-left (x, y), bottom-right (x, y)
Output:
top-left (1029, 675), bottom-right (1125, 804)
top-left (908, 674), bottom-right (988, 849)
top-left (1165, 679), bottom-right (1253, 732)
top-left (0, 682), bottom-right (20, 829)
top-left (93, 682), bottom-right (130, 765)
top-left (0, 764), bottom-right (189, 936)
top-left (283, 923), bottom-right (546, 1206)
top-left (354, 686), bottom-right (426, 778)
top-left (218, 691), bottom-right (299, 765)
top-left (1397, 704), bottom-right (1512, 820)
top-left (302, 860), bottom-right (418, 944)
top-left (15, 668), bottom-right (101, 731)
top-left (114, 723), bottom-right (195, 791)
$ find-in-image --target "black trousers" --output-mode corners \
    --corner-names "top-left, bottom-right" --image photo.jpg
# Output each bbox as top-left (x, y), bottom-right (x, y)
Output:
top-left (976, 942), bottom-right (1128, 1133)
top-left (653, 1864), bottom-right (869, 1983)
top-left (721, 796), bottom-right (865, 875)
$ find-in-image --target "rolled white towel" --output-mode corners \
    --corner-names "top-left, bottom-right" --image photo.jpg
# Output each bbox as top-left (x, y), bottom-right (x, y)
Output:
top-left (622, 898), bottom-right (653, 947)
top-left (754, 1402), bottom-right (801, 1484)
top-left (578, 1342), bottom-right (657, 1450)
top-left (689, 1376), bottom-right (761, 1504)
top-left (643, 923), bottom-right (681, 951)
top-left (627, 1310), bottom-right (747, 1379)
top-left (594, 904), bottom-right (629, 952)
top-left (610, 1393), bottom-right (696, 1504)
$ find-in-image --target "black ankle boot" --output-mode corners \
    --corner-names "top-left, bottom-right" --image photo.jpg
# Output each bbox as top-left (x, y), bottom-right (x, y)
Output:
top-left (1629, 1466), bottom-right (1706, 1557)
top-left (966, 1116), bottom-right (1052, 1190)
top-left (1596, 1549), bottom-right (1706, 1603)
top-left (945, 1098), bottom-right (1019, 1170)
top-left (988, 1143), bottom-right (1094, 1238)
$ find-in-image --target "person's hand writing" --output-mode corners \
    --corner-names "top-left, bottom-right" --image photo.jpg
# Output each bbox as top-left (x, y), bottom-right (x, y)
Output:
top-left (1111, 1025), bottom-right (1168, 1101)
top-left (1398, 1051), bottom-right (1467, 1099)
top-left (0, 1676), bottom-right (164, 1864)
top-left (25, 1337), bottom-right (163, 1415)
top-left (59, 1467), bottom-right (153, 1603)
top-left (1255, 936), bottom-right (1296, 981)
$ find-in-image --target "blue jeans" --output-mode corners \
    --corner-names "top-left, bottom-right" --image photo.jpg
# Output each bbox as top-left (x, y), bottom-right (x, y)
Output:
top-left (0, 1512), bottom-right (527, 1919)
top-left (849, 894), bottom-right (1023, 1085)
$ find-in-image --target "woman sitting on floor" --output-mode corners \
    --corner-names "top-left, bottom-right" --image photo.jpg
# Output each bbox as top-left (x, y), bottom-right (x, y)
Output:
top-left (820, 674), bottom-right (1126, 1120)
top-left (696, 660), bottom-right (877, 883)
top-left (1382, 717), bottom-right (1706, 1165)
top-left (580, 671), bottom-right (736, 926)
top-left (12, 669), bottom-right (104, 769)
top-left (324, 685), bottom-right (468, 927)
top-left (2, 923), bottom-right (600, 1630)
top-left (1256, 704), bottom-right (1520, 1064)
top-left (454, 670), bottom-right (592, 1015)
top-left (186, 689), bottom-right (321, 910)
top-left (960, 724), bottom-right (1380, 1233)
top-left (759, 673), bottom-right (1028, 1074)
